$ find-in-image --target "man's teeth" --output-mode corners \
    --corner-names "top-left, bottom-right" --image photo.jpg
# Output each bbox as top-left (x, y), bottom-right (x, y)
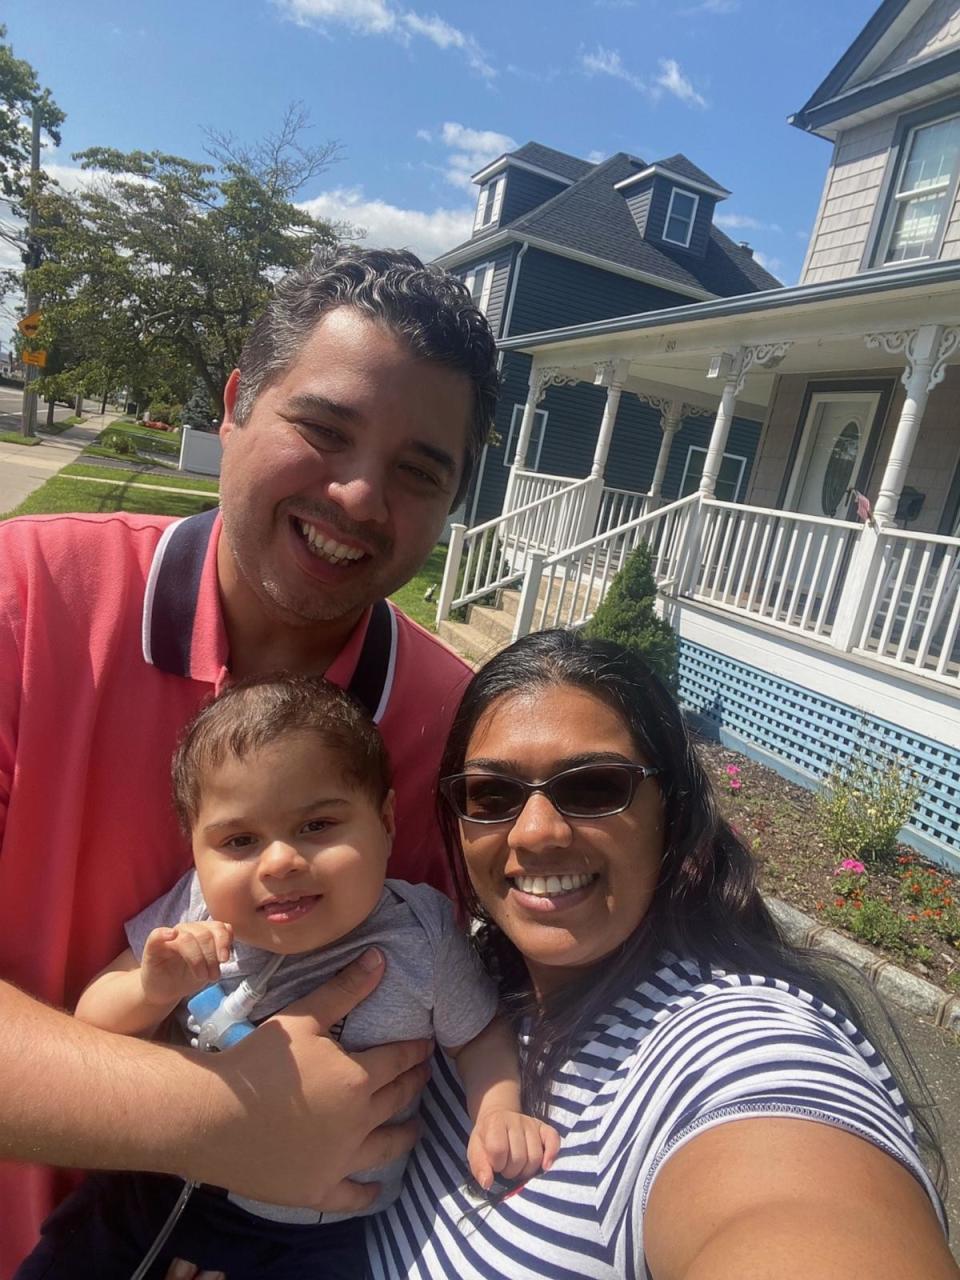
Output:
top-left (297, 520), bottom-right (365, 565)
top-left (512, 873), bottom-right (595, 897)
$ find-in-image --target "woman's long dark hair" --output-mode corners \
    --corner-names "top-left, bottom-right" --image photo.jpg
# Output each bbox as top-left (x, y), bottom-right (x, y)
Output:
top-left (438, 629), bottom-right (945, 1192)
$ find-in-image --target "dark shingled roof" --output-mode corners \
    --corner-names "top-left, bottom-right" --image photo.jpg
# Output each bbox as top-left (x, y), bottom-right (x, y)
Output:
top-left (647, 154), bottom-right (730, 195)
top-left (508, 142), bottom-right (595, 183)
top-left (504, 152), bottom-right (780, 294)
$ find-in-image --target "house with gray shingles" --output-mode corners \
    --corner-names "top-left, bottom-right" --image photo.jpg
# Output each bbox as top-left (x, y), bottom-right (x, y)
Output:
top-left (437, 0), bottom-right (960, 872)
top-left (433, 143), bottom-right (780, 526)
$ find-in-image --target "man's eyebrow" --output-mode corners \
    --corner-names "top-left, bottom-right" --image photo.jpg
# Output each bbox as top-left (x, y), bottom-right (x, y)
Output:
top-left (284, 393), bottom-right (359, 422)
top-left (410, 439), bottom-right (457, 478)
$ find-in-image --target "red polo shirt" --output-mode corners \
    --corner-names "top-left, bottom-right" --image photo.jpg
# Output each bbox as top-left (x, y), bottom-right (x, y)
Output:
top-left (0, 509), bottom-right (471, 1273)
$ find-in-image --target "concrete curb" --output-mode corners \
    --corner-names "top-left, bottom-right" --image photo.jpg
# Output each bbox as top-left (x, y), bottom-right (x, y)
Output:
top-left (766, 897), bottom-right (960, 1034)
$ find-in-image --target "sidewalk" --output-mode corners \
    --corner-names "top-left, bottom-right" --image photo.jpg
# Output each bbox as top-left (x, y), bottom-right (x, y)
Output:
top-left (0, 413), bottom-right (112, 514)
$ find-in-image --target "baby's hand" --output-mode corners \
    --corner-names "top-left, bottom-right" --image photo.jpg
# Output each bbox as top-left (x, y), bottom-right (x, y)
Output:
top-left (467, 1109), bottom-right (561, 1191)
top-left (140, 921), bottom-right (234, 1008)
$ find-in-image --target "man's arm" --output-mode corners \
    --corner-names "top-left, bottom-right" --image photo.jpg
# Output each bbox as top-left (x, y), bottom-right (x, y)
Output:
top-left (0, 949), bottom-right (432, 1213)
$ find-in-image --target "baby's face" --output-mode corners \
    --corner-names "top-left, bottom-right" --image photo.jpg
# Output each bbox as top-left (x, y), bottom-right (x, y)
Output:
top-left (191, 730), bottom-right (393, 954)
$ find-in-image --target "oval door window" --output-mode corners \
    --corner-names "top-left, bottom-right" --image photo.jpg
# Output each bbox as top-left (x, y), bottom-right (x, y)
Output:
top-left (821, 421), bottom-right (860, 517)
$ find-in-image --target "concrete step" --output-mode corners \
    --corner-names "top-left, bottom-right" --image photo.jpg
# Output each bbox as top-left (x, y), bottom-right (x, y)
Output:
top-left (465, 601), bottom-right (514, 645)
top-left (437, 619), bottom-right (513, 667)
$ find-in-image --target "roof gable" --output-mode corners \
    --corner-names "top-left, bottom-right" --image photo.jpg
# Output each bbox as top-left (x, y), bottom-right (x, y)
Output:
top-left (509, 143), bottom-right (595, 182)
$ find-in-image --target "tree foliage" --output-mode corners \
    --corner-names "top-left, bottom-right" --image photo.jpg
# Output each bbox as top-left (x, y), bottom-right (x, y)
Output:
top-left (0, 24), bottom-right (64, 300)
top-left (32, 105), bottom-right (345, 414)
top-left (584, 541), bottom-right (678, 686)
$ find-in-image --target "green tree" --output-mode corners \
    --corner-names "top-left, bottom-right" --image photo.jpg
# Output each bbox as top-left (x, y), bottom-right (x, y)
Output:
top-left (0, 24), bottom-right (63, 300)
top-left (584, 541), bottom-right (678, 685)
top-left (32, 105), bottom-right (346, 416)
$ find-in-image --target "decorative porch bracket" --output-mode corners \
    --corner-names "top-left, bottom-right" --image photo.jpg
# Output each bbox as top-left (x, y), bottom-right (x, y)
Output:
top-left (864, 325), bottom-right (960, 525)
top-left (636, 394), bottom-right (712, 501)
top-left (734, 341), bottom-right (793, 397)
top-left (534, 365), bottom-right (583, 403)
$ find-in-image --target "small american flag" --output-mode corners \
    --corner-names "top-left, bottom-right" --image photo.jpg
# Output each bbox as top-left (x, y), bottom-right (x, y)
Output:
top-left (851, 489), bottom-right (874, 524)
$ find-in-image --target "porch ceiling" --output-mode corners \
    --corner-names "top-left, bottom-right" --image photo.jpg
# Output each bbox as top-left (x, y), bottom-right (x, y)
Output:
top-left (505, 265), bottom-right (960, 414)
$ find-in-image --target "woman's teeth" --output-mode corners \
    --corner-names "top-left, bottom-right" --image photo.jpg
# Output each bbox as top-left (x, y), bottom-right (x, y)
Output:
top-left (512, 872), bottom-right (595, 897)
top-left (297, 520), bottom-right (365, 565)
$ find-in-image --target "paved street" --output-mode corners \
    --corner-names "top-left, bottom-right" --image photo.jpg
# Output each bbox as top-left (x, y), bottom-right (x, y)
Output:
top-left (0, 387), bottom-right (109, 513)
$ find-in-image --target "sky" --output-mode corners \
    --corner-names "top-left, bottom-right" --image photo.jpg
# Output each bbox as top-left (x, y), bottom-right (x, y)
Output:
top-left (1, 0), bottom-right (882, 344)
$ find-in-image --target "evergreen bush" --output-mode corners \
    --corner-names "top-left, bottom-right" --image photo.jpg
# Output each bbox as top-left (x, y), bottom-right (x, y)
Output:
top-left (584, 541), bottom-right (677, 686)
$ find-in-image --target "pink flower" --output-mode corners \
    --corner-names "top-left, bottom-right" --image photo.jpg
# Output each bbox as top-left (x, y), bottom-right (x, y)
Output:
top-left (725, 764), bottom-right (740, 776)
top-left (729, 779), bottom-right (742, 791)
top-left (835, 859), bottom-right (866, 875)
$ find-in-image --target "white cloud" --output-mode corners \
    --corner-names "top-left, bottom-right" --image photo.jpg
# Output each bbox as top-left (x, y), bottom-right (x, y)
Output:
top-left (432, 121), bottom-right (517, 190)
top-left (655, 58), bottom-right (707, 108)
top-left (299, 186), bottom-right (473, 260)
top-left (581, 46), bottom-right (648, 93)
top-left (586, 149), bottom-right (607, 165)
top-left (753, 249), bottom-right (784, 276)
top-left (715, 211), bottom-right (782, 233)
top-left (272, 0), bottom-right (494, 77)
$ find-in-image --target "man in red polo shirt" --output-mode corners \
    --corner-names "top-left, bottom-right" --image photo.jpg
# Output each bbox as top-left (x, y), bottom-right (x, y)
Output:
top-left (0, 248), bottom-right (498, 1273)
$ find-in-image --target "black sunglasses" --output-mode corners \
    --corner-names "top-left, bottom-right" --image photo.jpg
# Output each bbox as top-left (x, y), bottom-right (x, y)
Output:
top-left (440, 762), bottom-right (661, 824)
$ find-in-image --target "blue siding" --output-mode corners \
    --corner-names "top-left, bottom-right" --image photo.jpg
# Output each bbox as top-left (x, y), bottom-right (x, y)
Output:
top-left (500, 168), bottom-right (567, 225)
top-left (508, 248), bottom-right (690, 335)
top-left (643, 177), bottom-right (717, 261)
top-left (455, 248), bottom-right (516, 338)
top-left (679, 638), bottom-right (960, 868)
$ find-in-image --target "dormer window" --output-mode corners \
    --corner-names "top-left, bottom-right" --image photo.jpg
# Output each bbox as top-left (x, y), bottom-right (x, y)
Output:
top-left (663, 188), bottom-right (700, 248)
top-left (464, 262), bottom-right (494, 314)
top-left (877, 114), bottom-right (960, 264)
top-left (474, 175), bottom-right (505, 232)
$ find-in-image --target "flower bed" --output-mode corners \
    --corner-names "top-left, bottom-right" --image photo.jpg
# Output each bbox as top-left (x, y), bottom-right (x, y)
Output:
top-left (698, 740), bottom-right (960, 993)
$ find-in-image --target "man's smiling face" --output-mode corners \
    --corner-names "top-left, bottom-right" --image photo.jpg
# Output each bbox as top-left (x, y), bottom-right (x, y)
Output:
top-left (217, 306), bottom-right (472, 627)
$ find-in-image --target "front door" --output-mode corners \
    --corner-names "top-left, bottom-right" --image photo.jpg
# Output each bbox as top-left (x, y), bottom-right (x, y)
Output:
top-left (786, 392), bottom-right (880, 519)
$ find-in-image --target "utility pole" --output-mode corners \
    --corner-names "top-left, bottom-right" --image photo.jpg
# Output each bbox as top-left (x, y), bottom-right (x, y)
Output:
top-left (20, 103), bottom-right (41, 438)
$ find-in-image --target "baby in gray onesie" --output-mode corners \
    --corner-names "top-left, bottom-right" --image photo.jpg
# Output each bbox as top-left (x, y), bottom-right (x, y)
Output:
top-left (34, 674), bottom-right (558, 1280)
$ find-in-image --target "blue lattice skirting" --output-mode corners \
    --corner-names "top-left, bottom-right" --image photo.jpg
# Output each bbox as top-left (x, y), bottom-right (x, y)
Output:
top-left (678, 637), bottom-right (960, 872)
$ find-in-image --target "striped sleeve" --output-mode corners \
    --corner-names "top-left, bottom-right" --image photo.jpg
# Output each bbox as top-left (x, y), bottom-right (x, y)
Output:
top-left (610, 977), bottom-right (945, 1243)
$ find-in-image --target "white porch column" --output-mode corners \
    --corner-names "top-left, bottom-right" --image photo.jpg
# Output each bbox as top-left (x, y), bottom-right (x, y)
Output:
top-left (700, 342), bottom-right (791, 498)
top-left (589, 359), bottom-right (630, 479)
top-left (864, 325), bottom-right (960, 526)
top-left (649, 400), bottom-right (682, 500)
top-left (578, 358), bottom-right (629, 541)
top-left (502, 362), bottom-right (579, 516)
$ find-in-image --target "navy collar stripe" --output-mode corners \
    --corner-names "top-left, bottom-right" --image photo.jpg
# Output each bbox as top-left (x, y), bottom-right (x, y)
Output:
top-left (143, 510), bottom-right (397, 722)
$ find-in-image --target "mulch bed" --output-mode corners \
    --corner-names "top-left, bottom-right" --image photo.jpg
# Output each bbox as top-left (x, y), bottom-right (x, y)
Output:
top-left (696, 738), bottom-right (960, 994)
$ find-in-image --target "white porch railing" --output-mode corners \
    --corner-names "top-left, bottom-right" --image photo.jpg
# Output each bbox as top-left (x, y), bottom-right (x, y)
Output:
top-left (856, 528), bottom-right (960, 684)
top-left (511, 494), bottom-right (698, 639)
top-left (597, 485), bottom-right (653, 535)
top-left (693, 502), bottom-right (860, 640)
top-left (436, 476), bottom-right (593, 620)
top-left (511, 468), bottom-right (580, 510)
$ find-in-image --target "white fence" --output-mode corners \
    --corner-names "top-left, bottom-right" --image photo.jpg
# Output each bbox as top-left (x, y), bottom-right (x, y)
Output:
top-left (694, 502), bottom-right (859, 641)
top-left (436, 476), bottom-right (592, 621)
top-left (597, 486), bottom-right (652, 535)
top-left (856, 528), bottom-right (960, 684)
top-left (178, 426), bottom-right (222, 477)
top-left (510, 468), bottom-right (580, 511)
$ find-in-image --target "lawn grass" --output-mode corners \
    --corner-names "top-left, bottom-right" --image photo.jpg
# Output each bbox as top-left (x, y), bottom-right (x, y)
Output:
top-left (37, 418), bottom-right (74, 436)
top-left (0, 430), bottom-right (41, 447)
top-left (389, 544), bottom-right (448, 630)
top-left (96, 421), bottom-right (181, 458)
top-left (62, 462), bottom-right (220, 493)
top-left (2, 474), bottom-right (218, 521)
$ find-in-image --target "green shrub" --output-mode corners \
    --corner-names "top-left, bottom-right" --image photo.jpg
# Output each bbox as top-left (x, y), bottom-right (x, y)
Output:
top-left (584, 541), bottom-right (677, 685)
top-left (837, 897), bottom-right (908, 950)
top-left (816, 749), bottom-right (920, 863)
top-left (99, 429), bottom-right (135, 456)
top-left (146, 401), bottom-right (182, 427)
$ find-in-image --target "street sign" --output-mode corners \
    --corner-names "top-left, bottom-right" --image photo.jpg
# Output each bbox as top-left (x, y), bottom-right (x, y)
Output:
top-left (21, 349), bottom-right (47, 368)
top-left (17, 311), bottom-right (41, 339)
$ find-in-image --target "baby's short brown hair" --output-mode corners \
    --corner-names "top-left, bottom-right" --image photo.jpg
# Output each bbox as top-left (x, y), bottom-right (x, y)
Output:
top-left (172, 674), bottom-right (391, 832)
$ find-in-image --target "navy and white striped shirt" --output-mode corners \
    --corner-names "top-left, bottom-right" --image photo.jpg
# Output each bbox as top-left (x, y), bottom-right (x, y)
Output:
top-left (368, 954), bottom-right (944, 1279)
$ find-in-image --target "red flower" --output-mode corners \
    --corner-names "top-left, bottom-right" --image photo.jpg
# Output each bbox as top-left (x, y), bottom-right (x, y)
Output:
top-left (834, 897), bottom-right (846, 908)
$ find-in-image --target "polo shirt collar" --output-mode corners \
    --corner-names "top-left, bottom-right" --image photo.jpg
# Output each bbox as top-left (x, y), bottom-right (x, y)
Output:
top-left (141, 508), bottom-right (398, 721)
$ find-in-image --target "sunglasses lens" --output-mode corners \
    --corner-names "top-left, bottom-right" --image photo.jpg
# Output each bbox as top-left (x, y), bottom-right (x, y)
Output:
top-left (554, 766), bottom-right (633, 816)
top-left (454, 775), bottom-right (525, 822)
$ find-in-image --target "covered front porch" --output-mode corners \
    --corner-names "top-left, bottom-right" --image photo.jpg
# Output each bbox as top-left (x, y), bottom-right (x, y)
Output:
top-left (436, 263), bottom-right (960, 865)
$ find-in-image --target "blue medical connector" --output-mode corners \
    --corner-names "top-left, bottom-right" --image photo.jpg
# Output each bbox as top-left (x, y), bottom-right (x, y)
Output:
top-left (186, 954), bottom-right (285, 1052)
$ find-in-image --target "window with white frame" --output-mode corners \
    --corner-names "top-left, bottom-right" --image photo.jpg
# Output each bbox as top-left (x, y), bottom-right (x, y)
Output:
top-left (463, 262), bottom-right (495, 315)
top-left (503, 403), bottom-right (549, 468)
top-left (679, 445), bottom-right (746, 502)
top-left (878, 114), bottom-right (960, 264)
top-left (474, 175), bottom-right (505, 232)
top-left (663, 187), bottom-right (699, 248)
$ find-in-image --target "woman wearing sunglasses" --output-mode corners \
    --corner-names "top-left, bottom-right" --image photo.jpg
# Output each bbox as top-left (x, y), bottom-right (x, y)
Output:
top-left (368, 629), bottom-right (955, 1280)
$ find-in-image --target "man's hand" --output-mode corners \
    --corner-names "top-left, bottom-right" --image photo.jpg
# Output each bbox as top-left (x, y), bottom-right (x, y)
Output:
top-left (182, 947), bottom-right (432, 1213)
top-left (140, 922), bottom-right (234, 1008)
top-left (467, 1108), bottom-right (561, 1191)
